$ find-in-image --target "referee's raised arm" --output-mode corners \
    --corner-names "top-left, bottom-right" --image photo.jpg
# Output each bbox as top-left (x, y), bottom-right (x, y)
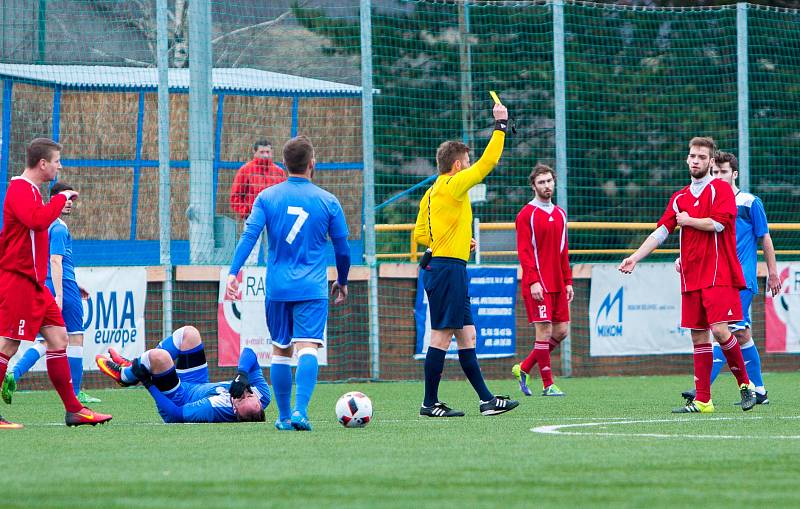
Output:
top-left (447, 103), bottom-right (509, 197)
top-left (420, 103), bottom-right (510, 263)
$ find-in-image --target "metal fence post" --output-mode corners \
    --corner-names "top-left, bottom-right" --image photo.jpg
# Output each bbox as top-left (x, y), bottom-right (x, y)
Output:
top-left (737, 3), bottom-right (750, 193)
top-left (458, 0), bottom-right (474, 147)
top-left (553, 0), bottom-right (572, 377)
top-left (361, 0), bottom-right (380, 380)
top-left (157, 0), bottom-right (172, 336)
top-left (188, 0), bottom-right (214, 264)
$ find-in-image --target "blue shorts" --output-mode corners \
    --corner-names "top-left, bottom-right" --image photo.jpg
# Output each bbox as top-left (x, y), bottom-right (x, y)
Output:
top-left (266, 299), bottom-right (328, 349)
top-left (45, 279), bottom-right (85, 334)
top-left (422, 257), bottom-right (473, 330)
top-left (730, 289), bottom-right (754, 332)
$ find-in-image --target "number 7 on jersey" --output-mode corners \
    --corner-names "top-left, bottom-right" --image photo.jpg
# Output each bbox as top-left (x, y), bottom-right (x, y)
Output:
top-left (286, 206), bottom-right (309, 244)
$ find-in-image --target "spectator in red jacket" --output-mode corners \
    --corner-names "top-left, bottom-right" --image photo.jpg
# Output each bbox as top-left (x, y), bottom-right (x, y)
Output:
top-left (229, 139), bottom-right (287, 265)
top-left (230, 139), bottom-right (287, 220)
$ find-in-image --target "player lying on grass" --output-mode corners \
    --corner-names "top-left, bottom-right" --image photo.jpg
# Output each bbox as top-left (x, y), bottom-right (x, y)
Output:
top-left (96, 326), bottom-right (269, 423)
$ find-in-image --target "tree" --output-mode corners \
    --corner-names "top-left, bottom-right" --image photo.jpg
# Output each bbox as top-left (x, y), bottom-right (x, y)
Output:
top-left (48, 0), bottom-right (294, 68)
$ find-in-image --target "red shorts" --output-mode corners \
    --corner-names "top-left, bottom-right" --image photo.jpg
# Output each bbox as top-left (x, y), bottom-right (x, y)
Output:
top-left (523, 290), bottom-right (570, 324)
top-left (0, 271), bottom-right (65, 341)
top-left (681, 286), bottom-right (743, 330)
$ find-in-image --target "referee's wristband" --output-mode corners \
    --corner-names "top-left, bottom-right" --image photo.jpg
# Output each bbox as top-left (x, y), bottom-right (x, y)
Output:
top-left (494, 119), bottom-right (508, 133)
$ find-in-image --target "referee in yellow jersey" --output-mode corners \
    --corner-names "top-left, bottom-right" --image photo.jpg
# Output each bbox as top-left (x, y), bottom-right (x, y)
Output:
top-left (414, 102), bottom-right (519, 418)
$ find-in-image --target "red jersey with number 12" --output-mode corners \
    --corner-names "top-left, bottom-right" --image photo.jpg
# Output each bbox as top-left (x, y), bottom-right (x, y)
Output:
top-left (657, 176), bottom-right (745, 293)
top-left (0, 177), bottom-right (66, 285)
top-left (516, 200), bottom-right (572, 293)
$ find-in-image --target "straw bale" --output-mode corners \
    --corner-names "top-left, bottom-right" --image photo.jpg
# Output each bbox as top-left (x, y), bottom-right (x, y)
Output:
top-left (215, 168), bottom-right (363, 238)
top-left (135, 166), bottom-right (190, 240)
top-left (9, 83), bottom-right (53, 173)
top-left (59, 91), bottom-right (137, 159)
top-left (219, 95), bottom-right (293, 162)
top-left (141, 92), bottom-right (214, 162)
top-left (213, 168), bottom-right (362, 239)
top-left (216, 167), bottom-right (238, 217)
top-left (56, 166), bottom-right (133, 240)
top-left (297, 97), bottom-right (362, 162)
top-left (313, 170), bottom-right (363, 240)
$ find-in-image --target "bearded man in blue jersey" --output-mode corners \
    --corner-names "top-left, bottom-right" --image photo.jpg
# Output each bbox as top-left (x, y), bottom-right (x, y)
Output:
top-left (226, 136), bottom-right (351, 431)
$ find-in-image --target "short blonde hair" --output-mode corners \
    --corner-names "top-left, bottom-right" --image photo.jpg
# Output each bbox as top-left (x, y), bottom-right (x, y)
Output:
top-left (688, 136), bottom-right (717, 155)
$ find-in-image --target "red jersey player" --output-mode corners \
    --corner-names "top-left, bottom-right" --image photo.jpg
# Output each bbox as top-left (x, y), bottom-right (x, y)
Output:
top-left (512, 164), bottom-right (573, 397)
top-left (0, 138), bottom-right (111, 428)
top-left (619, 137), bottom-right (756, 414)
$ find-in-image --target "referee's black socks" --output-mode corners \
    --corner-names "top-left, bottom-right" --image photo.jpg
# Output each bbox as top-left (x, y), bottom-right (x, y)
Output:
top-left (458, 348), bottom-right (494, 402)
top-left (423, 347), bottom-right (447, 407)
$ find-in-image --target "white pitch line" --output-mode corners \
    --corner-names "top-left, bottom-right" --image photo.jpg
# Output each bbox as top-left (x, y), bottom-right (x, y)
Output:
top-left (531, 416), bottom-right (800, 440)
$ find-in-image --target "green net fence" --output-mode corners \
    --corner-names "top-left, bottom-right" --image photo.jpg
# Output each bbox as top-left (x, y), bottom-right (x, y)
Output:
top-left (0, 1), bottom-right (798, 389)
top-left (748, 6), bottom-right (800, 249)
top-left (564, 4), bottom-right (739, 256)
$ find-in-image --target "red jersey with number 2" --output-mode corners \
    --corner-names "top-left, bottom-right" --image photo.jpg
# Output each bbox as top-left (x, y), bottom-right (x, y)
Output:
top-left (657, 177), bottom-right (745, 293)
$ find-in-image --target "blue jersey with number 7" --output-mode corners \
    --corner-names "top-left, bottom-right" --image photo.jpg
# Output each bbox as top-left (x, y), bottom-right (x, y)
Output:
top-left (229, 176), bottom-right (349, 302)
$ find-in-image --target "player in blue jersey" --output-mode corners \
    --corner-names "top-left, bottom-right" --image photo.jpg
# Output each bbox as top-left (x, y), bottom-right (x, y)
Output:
top-left (96, 325), bottom-right (269, 423)
top-left (226, 135), bottom-right (350, 431)
top-left (680, 152), bottom-right (781, 404)
top-left (1, 182), bottom-right (99, 405)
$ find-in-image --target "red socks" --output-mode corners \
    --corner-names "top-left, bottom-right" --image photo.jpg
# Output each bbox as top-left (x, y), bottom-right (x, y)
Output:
top-left (520, 341), bottom-right (555, 388)
top-left (46, 349), bottom-right (83, 413)
top-left (718, 335), bottom-right (750, 386)
top-left (520, 338), bottom-right (560, 374)
top-left (533, 342), bottom-right (553, 388)
top-left (520, 348), bottom-right (537, 374)
top-left (693, 343), bottom-right (714, 403)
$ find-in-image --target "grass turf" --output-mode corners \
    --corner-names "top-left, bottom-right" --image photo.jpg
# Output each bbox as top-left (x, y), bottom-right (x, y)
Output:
top-left (3, 373), bottom-right (800, 509)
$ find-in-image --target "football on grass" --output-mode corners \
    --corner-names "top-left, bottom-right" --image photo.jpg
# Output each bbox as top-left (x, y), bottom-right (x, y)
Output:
top-left (335, 391), bottom-right (373, 428)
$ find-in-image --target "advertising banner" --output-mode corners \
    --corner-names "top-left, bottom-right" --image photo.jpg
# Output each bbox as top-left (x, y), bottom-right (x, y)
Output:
top-left (415, 266), bottom-right (517, 359)
top-left (765, 263), bottom-right (800, 353)
top-left (590, 263), bottom-right (689, 356)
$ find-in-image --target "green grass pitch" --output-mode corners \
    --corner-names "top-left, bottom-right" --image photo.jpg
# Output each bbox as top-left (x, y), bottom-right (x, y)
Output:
top-left (4, 373), bottom-right (800, 508)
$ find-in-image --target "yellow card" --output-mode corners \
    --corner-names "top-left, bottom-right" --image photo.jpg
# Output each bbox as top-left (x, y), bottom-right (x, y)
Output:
top-left (489, 90), bottom-right (502, 105)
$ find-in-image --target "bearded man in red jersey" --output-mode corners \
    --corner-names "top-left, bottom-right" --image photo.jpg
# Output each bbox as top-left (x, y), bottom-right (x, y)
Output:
top-left (619, 137), bottom-right (756, 414)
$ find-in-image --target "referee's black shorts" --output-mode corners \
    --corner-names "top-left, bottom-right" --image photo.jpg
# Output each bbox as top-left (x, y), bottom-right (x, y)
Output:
top-left (422, 257), bottom-right (473, 330)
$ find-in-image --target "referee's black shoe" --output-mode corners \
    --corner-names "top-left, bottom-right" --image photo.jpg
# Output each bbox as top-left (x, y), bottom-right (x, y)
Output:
top-left (479, 395), bottom-right (519, 416)
top-left (419, 401), bottom-right (465, 418)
